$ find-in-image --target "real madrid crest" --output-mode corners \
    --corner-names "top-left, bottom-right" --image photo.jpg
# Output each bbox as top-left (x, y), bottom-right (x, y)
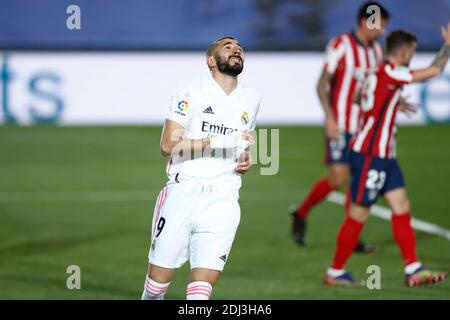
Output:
top-left (241, 111), bottom-right (249, 125)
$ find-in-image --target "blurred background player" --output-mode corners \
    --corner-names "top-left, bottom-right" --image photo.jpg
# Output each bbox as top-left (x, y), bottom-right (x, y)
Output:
top-left (325, 25), bottom-right (450, 287)
top-left (142, 37), bottom-right (261, 300)
top-left (291, 1), bottom-right (388, 252)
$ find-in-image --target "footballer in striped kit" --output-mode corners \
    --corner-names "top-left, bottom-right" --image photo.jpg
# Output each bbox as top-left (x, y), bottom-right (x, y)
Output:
top-left (325, 25), bottom-right (450, 287)
top-left (291, 1), bottom-right (388, 252)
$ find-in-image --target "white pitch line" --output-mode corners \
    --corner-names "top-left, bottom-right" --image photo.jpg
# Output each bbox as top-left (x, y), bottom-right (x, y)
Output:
top-left (327, 191), bottom-right (450, 241)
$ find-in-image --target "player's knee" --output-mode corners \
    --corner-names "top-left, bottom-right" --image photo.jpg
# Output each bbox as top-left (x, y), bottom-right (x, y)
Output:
top-left (330, 178), bottom-right (344, 189)
top-left (189, 268), bottom-right (220, 286)
top-left (395, 197), bottom-right (410, 214)
top-left (349, 205), bottom-right (370, 223)
top-left (328, 166), bottom-right (348, 189)
top-left (148, 264), bottom-right (174, 284)
top-left (142, 276), bottom-right (170, 300)
top-left (328, 173), bottom-right (346, 189)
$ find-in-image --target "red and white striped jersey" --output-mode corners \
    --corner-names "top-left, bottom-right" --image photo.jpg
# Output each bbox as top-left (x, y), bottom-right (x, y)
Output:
top-left (351, 62), bottom-right (414, 159)
top-left (324, 32), bottom-right (384, 134)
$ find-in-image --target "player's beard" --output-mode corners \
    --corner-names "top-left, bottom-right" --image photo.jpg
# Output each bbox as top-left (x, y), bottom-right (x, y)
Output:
top-left (215, 55), bottom-right (244, 76)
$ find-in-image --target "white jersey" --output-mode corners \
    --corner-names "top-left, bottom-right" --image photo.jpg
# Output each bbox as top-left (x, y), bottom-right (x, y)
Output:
top-left (165, 74), bottom-right (261, 191)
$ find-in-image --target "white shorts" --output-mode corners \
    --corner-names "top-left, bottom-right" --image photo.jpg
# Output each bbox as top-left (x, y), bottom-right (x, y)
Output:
top-left (148, 180), bottom-right (241, 272)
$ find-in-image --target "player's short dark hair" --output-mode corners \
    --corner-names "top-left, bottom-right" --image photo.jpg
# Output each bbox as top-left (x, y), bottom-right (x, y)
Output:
top-left (386, 30), bottom-right (418, 55)
top-left (206, 36), bottom-right (237, 57)
top-left (358, 1), bottom-right (390, 23)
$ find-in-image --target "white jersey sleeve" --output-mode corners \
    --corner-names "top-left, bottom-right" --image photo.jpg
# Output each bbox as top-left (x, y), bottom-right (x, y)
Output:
top-left (165, 85), bottom-right (195, 127)
top-left (324, 36), bottom-right (346, 75)
top-left (384, 64), bottom-right (413, 85)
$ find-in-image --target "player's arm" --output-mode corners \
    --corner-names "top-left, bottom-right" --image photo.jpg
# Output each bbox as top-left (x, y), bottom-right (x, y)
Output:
top-left (160, 119), bottom-right (209, 157)
top-left (317, 70), bottom-right (339, 139)
top-left (160, 120), bottom-right (254, 157)
top-left (412, 23), bottom-right (450, 83)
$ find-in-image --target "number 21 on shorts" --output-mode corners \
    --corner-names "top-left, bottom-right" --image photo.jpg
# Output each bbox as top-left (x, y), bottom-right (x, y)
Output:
top-left (366, 169), bottom-right (386, 190)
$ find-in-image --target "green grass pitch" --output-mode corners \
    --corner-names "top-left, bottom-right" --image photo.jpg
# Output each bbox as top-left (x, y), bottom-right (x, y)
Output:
top-left (0, 125), bottom-right (449, 299)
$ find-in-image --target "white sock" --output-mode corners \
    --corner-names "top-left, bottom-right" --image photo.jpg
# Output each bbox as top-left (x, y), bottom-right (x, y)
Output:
top-left (327, 267), bottom-right (346, 278)
top-left (141, 276), bottom-right (170, 300)
top-left (405, 261), bottom-right (422, 275)
top-left (186, 281), bottom-right (212, 300)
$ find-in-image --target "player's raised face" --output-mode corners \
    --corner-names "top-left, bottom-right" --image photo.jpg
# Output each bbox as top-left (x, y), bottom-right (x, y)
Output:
top-left (209, 38), bottom-right (244, 76)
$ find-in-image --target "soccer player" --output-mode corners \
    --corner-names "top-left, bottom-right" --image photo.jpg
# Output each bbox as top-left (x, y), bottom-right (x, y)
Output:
top-left (291, 1), bottom-right (388, 252)
top-left (141, 36), bottom-right (261, 300)
top-left (324, 25), bottom-right (450, 287)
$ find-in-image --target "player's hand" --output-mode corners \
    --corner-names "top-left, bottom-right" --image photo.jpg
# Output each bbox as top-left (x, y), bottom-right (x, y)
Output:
top-left (325, 115), bottom-right (339, 139)
top-left (242, 131), bottom-right (255, 145)
top-left (398, 96), bottom-right (419, 118)
top-left (441, 22), bottom-right (450, 45)
top-left (235, 150), bottom-right (253, 174)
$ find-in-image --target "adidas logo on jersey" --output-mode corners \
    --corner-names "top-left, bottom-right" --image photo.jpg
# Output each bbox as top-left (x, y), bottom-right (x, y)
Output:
top-left (220, 254), bottom-right (227, 262)
top-left (203, 106), bottom-right (214, 114)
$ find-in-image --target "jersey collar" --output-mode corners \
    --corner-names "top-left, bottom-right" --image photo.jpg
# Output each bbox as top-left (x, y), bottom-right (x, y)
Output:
top-left (350, 30), bottom-right (373, 48)
top-left (207, 73), bottom-right (241, 98)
